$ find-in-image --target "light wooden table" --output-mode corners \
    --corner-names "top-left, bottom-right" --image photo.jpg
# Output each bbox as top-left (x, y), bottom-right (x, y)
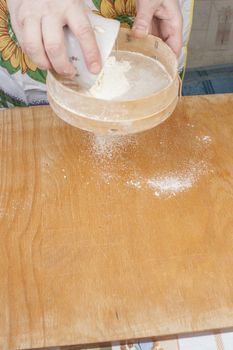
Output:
top-left (0, 94), bottom-right (233, 350)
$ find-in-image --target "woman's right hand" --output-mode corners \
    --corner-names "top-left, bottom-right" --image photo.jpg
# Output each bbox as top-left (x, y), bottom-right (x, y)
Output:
top-left (7, 0), bottom-right (102, 75)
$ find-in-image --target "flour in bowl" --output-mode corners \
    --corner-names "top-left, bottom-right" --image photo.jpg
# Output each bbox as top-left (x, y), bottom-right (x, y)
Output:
top-left (89, 56), bottom-right (131, 100)
top-left (86, 51), bottom-right (172, 101)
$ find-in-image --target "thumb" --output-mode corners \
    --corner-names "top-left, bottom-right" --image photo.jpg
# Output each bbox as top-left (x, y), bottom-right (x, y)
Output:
top-left (133, 0), bottom-right (161, 38)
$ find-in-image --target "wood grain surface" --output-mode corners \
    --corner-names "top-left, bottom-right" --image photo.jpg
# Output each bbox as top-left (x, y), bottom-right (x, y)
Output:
top-left (0, 94), bottom-right (233, 350)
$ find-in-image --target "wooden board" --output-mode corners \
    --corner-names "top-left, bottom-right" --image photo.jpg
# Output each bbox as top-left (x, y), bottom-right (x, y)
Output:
top-left (0, 94), bottom-right (233, 350)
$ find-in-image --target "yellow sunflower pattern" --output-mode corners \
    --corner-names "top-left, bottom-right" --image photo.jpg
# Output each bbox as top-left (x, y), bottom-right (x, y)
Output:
top-left (0, 0), bottom-right (135, 81)
top-left (93, 0), bottom-right (136, 27)
top-left (0, 0), bottom-right (37, 74)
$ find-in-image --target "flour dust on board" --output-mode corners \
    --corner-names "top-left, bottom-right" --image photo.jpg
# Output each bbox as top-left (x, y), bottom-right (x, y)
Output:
top-left (88, 117), bottom-right (214, 199)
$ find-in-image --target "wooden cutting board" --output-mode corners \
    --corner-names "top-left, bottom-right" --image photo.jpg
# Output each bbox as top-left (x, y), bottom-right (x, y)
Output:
top-left (0, 94), bottom-right (233, 350)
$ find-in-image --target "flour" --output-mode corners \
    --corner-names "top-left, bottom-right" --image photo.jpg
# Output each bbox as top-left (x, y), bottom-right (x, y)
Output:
top-left (126, 179), bottom-right (142, 189)
top-left (89, 133), bottom-right (138, 185)
top-left (89, 56), bottom-right (131, 100)
top-left (127, 167), bottom-right (205, 198)
top-left (90, 129), bottom-right (212, 197)
top-left (195, 135), bottom-right (212, 143)
top-left (90, 134), bottom-right (136, 159)
top-left (147, 174), bottom-right (194, 197)
top-left (86, 50), bottom-right (172, 101)
top-left (126, 159), bottom-right (209, 198)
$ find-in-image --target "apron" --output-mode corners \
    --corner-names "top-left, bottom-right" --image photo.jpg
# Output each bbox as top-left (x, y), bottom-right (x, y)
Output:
top-left (0, 0), bottom-right (194, 108)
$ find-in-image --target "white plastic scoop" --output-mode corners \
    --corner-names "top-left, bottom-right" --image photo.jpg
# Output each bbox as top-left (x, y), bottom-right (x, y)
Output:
top-left (64, 13), bottom-right (120, 89)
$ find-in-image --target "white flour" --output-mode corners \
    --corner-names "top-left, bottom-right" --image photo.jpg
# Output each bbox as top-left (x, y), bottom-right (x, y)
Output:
top-left (195, 135), bottom-right (212, 143)
top-left (126, 161), bottom-right (209, 199)
top-left (86, 51), bottom-right (172, 101)
top-left (147, 175), bottom-right (193, 197)
top-left (90, 134), bottom-right (136, 159)
top-left (90, 131), bottom-right (212, 198)
top-left (89, 56), bottom-right (131, 100)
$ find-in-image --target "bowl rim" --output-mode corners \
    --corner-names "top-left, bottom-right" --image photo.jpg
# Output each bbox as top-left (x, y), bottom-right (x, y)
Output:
top-left (48, 79), bottom-right (179, 123)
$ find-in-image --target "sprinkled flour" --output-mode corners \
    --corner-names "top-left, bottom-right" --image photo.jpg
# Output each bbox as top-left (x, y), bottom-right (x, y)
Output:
top-left (126, 160), bottom-right (209, 198)
top-left (89, 128), bottom-right (212, 198)
top-left (147, 175), bottom-right (193, 197)
top-left (195, 135), bottom-right (212, 143)
top-left (90, 134), bottom-right (136, 159)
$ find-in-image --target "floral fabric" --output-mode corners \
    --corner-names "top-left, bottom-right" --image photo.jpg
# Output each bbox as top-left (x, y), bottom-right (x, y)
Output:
top-left (0, 0), bottom-right (47, 107)
top-left (0, 0), bottom-right (193, 107)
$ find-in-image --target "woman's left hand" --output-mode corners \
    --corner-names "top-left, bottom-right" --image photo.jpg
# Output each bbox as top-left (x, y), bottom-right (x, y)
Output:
top-left (132, 0), bottom-right (183, 57)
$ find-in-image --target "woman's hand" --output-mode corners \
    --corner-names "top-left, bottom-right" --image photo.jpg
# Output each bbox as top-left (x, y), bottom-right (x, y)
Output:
top-left (7, 0), bottom-right (101, 74)
top-left (133, 0), bottom-right (183, 57)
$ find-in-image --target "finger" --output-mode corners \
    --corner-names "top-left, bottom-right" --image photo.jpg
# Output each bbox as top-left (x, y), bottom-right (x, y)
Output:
top-left (133, 0), bottom-right (161, 37)
top-left (22, 17), bottom-right (50, 70)
top-left (42, 15), bottom-right (75, 75)
top-left (165, 35), bottom-right (182, 58)
top-left (66, 6), bottom-right (101, 74)
top-left (154, 0), bottom-right (183, 57)
top-left (165, 31), bottom-right (182, 58)
top-left (160, 16), bottom-right (183, 57)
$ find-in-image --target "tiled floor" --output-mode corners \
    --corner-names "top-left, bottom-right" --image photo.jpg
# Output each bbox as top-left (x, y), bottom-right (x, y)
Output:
top-left (183, 64), bottom-right (233, 95)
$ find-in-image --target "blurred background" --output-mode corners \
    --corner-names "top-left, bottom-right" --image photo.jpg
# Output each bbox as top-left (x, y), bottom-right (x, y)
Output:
top-left (183, 0), bottom-right (233, 95)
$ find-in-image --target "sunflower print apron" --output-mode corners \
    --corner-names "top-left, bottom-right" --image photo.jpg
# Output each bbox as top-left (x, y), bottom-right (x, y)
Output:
top-left (0, 0), bottom-right (194, 108)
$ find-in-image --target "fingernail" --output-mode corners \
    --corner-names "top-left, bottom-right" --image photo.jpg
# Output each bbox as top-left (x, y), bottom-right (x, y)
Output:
top-left (133, 25), bottom-right (148, 36)
top-left (89, 62), bottom-right (101, 74)
top-left (63, 67), bottom-right (76, 75)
